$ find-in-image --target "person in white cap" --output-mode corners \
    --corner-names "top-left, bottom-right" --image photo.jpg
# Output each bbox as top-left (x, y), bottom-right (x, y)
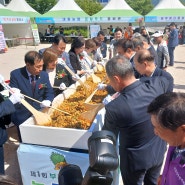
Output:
top-left (152, 31), bottom-right (170, 70)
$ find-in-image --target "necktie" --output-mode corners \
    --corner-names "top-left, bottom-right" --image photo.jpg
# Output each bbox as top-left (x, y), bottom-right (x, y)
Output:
top-left (30, 75), bottom-right (36, 93)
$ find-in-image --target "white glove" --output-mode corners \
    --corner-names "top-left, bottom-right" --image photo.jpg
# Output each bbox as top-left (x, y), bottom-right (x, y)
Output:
top-left (97, 61), bottom-right (105, 66)
top-left (59, 83), bottom-right (67, 90)
top-left (10, 87), bottom-right (20, 94)
top-left (0, 74), bottom-right (4, 83)
top-left (93, 60), bottom-right (97, 65)
top-left (9, 88), bottom-right (24, 104)
top-left (40, 100), bottom-right (51, 108)
top-left (97, 83), bottom-right (107, 90)
top-left (85, 69), bottom-right (93, 74)
top-left (102, 95), bottom-right (112, 105)
top-left (57, 58), bottom-right (65, 65)
top-left (72, 74), bottom-right (80, 81)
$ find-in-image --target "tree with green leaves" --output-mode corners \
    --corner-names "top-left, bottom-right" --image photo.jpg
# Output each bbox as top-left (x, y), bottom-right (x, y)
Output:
top-left (26, 0), bottom-right (154, 16)
top-left (75, 0), bottom-right (103, 16)
top-left (26, 0), bottom-right (57, 14)
top-left (180, 0), bottom-right (185, 6)
top-left (126, 0), bottom-right (153, 15)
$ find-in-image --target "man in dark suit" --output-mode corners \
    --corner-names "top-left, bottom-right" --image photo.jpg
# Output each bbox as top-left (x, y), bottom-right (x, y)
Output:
top-left (168, 22), bottom-right (179, 66)
top-left (132, 35), bottom-right (158, 67)
top-left (9, 51), bottom-right (54, 127)
top-left (134, 49), bottom-right (174, 92)
top-left (102, 55), bottom-right (170, 185)
top-left (114, 38), bottom-right (141, 79)
top-left (0, 81), bottom-right (22, 174)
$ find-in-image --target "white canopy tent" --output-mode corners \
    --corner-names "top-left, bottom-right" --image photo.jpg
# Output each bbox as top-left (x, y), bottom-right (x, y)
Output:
top-left (0, 3), bottom-right (31, 39)
top-left (145, 0), bottom-right (185, 28)
top-left (6, 0), bottom-right (41, 17)
top-left (35, 0), bottom-right (90, 36)
top-left (90, 0), bottom-right (143, 30)
top-left (6, 0), bottom-right (41, 44)
top-left (35, 0), bottom-right (90, 35)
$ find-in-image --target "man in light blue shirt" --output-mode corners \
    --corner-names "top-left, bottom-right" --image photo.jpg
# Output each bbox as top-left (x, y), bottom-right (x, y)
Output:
top-left (39, 34), bottom-right (74, 72)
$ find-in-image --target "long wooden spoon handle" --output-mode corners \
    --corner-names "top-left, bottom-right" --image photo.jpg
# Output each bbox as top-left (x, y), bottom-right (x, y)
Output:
top-left (21, 93), bottom-right (71, 115)
top-left (58, 59), bottom-right (85, 86)
top-left (85, 88), bottom-right (98, 103)
top-left (20, 99), bottom-right (39, 115)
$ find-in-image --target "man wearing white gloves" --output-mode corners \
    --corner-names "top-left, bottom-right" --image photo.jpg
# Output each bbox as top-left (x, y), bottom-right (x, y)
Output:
top-left (72, 74), bottom-right (80, 82)
top-left (59, 83), bottom-right (67, 91)
top-left (9, 51), bottom-right (54, 131)
top-left (0, 83), bottom-right (23, 174)
top-left (97, 82), bottom-right (116, 96)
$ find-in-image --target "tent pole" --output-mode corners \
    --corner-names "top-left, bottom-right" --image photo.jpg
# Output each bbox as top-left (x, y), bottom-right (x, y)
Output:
top-left (87, 24), bottom-right (90, 38)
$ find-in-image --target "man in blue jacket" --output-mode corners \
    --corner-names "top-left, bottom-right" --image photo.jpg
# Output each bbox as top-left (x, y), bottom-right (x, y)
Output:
top-left (168, 22), bottom-right (179, 66)
top-left (39, 34), bottom-right (74, 72)
top-left (103, 55), bottom-right (170, 185)
top-left (0, 81), bottom-right (22, 174)
top-left (10, 51), bottom-right (54, 127)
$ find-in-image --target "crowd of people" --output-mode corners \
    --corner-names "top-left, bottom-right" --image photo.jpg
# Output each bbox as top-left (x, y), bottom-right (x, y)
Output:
top-left (0, 21), bottom-right (185, 185)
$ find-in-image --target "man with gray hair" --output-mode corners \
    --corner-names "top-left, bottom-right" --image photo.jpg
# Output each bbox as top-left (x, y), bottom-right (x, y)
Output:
top-left (132, 35), bottom-right (158, 66)
top-left (102, 55), bottom-right (170, 185)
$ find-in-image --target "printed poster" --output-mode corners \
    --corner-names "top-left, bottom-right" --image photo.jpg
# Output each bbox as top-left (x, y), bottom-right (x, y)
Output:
top-left (90, 25), bottom-right (100, 38)
top-left (0, 25), bottom-right (6, 51)
top-left (31, 24), bottom-right (40, 45)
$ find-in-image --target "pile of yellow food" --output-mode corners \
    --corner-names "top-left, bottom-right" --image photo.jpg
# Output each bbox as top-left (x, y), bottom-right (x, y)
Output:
top-left (48, 71), bottom-right (108, 130)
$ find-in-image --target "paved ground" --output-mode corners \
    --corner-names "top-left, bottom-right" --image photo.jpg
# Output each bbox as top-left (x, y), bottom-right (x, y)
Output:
top-left (1, 43), bottom-right (185, 185)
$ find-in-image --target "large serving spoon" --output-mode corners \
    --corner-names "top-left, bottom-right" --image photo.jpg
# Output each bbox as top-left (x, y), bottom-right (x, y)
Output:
top-left (80, 103), bottom-right (104, 122)
top-left (21, 93), bottom-right (71, 115)
top-left (0, 77), bottom-right (52, 125)
top-left (57, 58), bottom-right (90, 88)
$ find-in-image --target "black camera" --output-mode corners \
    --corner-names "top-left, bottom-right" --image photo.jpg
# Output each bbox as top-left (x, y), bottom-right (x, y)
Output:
top-left (82, 130), bottom-right (119, 185)
top-left (58, 130), bottom-right (119, 185)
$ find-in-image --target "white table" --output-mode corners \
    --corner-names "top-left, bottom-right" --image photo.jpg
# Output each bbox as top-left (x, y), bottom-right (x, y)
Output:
top-left (44, 35), bottom-right (55, 42)
top-left (18, 37), bottom-right (36, 48)
top-left (5, 38), bottom-right (18, 48)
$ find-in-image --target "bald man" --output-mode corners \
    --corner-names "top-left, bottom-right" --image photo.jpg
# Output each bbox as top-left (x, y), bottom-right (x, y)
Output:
top-left (134, 49), bottom-right (174, 92)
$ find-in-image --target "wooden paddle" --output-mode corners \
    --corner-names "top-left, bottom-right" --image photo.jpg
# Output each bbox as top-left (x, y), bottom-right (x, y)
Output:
top-left (20, 99), bottom-right (52, 126)
top-left (91, 73), bottom-right (101, 83)
top-left (83, 102), bottom-right (103, 111)
top-left (87, 53), bottom-right (105, 72)
top-left (57, 58), bottom-right (88, 87)
top-left (84, 88), bottom-right (98, 103)
top-left (80, 103), bottom-right (104, 122)
top-left (0, 79), bottom-right (52, 125)
top-left (21, 93), bottom-right (71, 116)
top-left (83, 63), bottom-right (101, 83)
top-left (82, 59), bottom-right (101, 83)
top-left (83, 71), bottom-right (101, 84)
top-left (0, 81), bottom-right (52, 125)
top-left (84, 76), bottom-right (107, 105)
top-left (96, 63), bottom-right (104, 71)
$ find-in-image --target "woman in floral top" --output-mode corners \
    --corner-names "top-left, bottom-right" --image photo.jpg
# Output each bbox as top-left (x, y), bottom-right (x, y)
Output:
top-left (43, 48), bottom-right (74, 96)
